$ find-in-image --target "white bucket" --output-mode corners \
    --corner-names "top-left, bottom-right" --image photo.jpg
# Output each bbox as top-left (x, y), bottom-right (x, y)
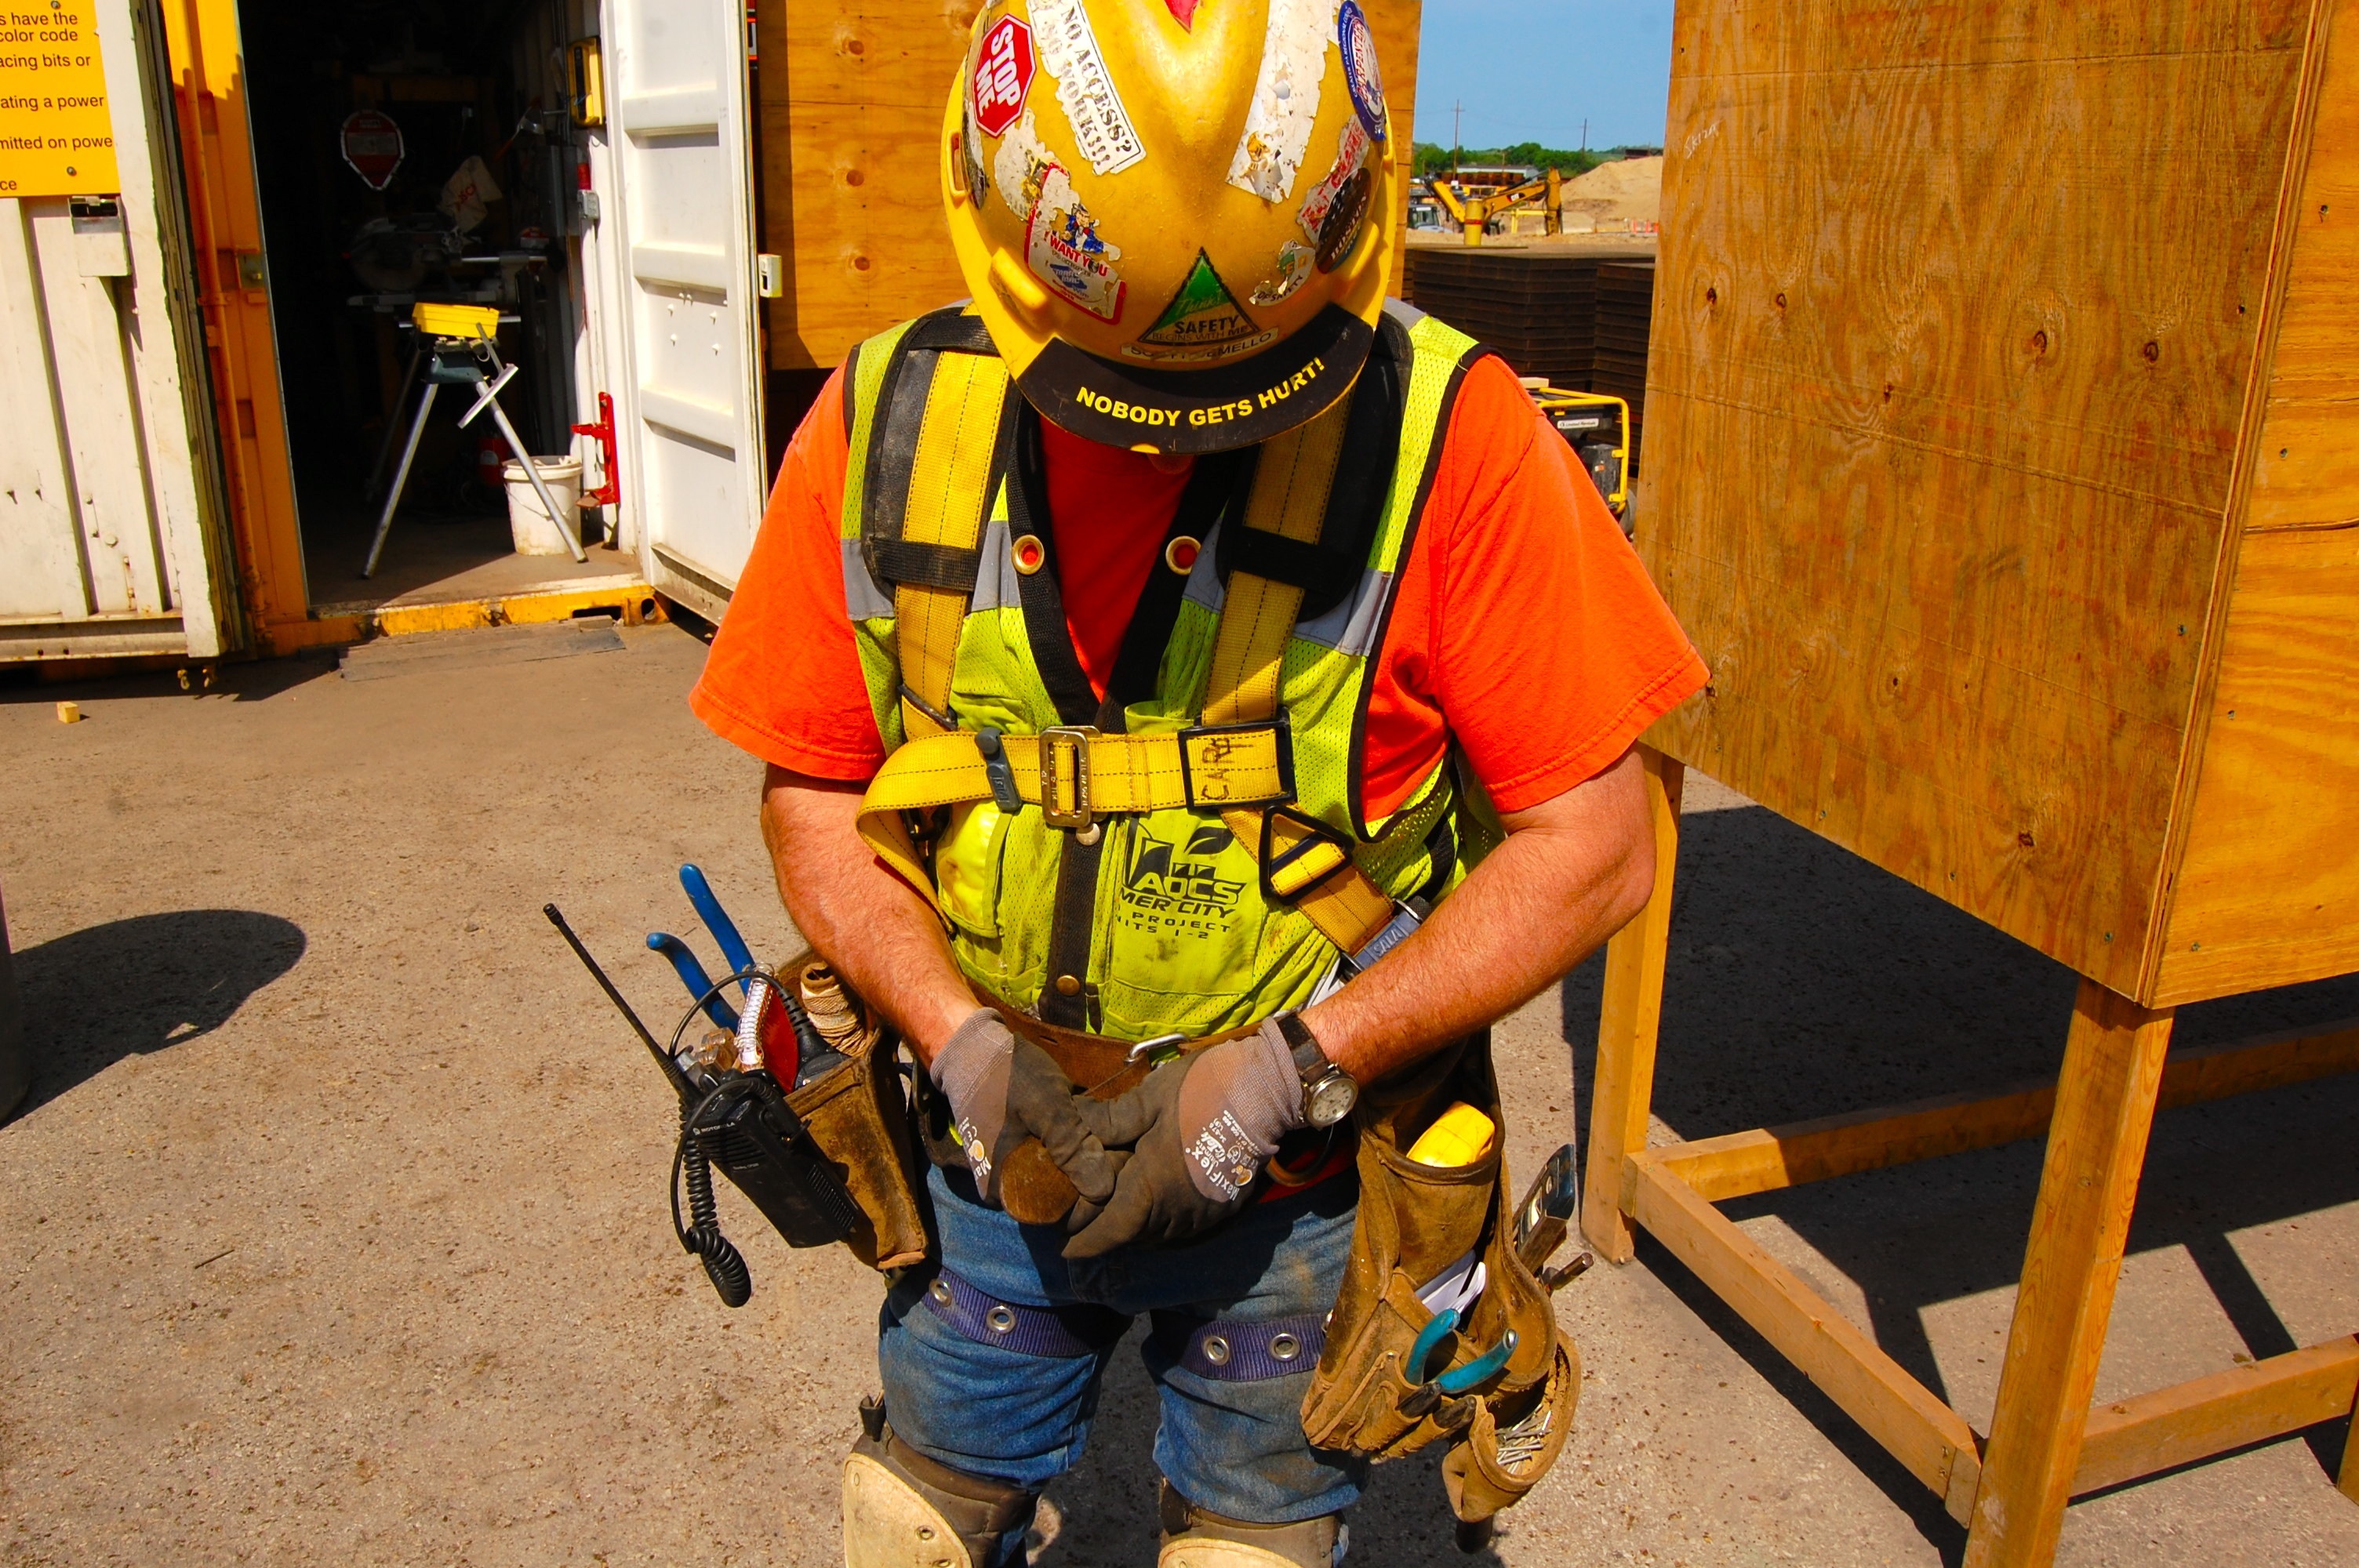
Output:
top-left (502, 456), bottom-right (583, 556)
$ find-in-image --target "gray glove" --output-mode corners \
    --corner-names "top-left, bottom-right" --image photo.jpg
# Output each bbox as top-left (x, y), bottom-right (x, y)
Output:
top-left (930, 1009), bottom-right (1121, 1221)
top-left (1062, 1018), bottom-right (1305, 1258)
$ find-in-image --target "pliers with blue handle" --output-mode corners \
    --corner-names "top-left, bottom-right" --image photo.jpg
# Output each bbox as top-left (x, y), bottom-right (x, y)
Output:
top-left (1396, 1306), bottom-right (1518, 1423)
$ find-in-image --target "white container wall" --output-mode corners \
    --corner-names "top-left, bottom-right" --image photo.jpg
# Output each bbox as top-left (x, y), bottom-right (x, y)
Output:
top-left (0, 0), bottom-right (238, 662)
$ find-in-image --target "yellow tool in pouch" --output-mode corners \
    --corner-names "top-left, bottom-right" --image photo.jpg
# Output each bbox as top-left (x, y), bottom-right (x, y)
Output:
top-left (1301, 1035), bottom-right (1580, 1531)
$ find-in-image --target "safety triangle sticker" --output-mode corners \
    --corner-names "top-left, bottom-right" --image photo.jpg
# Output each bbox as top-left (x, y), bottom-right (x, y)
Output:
top-left (1138, 250), bottom-right (1261, 350)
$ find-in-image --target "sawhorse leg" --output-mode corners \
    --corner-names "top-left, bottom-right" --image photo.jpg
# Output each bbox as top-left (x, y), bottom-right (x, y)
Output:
top-left (1582, 744), bottom-right (1683, 1262)
top-left (363, 380), bottom-right (439, 579)
top-left (2341, 1376), bottom-right (2359, 1502)
top-left (1965, 978), bottom-right (2175, 1566)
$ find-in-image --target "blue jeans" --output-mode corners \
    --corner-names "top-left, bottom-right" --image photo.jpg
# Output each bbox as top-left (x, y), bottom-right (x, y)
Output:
top-left (879, 1164), bottom-right (1366, 1547)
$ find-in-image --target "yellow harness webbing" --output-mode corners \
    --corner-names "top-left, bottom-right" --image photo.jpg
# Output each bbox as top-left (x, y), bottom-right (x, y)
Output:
top-left (856, 372), bottom-right (1397, 957)
top-left (892, 349), bottom-right (1009, 743)
top-left (1198, 398), bottom-right (1394, 953)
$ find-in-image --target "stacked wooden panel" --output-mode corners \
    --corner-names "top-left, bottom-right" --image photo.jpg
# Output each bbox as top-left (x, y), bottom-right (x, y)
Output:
top-left (1640, 0), bottom-right (2359, 1006)
top-left (1401, 246), bottom-right (1604, 390)
top-left (1590, 259), bottom-right (1656, 463)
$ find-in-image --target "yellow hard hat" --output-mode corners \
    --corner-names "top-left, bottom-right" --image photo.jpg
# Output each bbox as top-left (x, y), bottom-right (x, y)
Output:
top-left (943, 0), bottom-right (1396, 454)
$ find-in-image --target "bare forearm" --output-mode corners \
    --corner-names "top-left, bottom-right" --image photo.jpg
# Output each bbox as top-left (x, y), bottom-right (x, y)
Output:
top-left (758, 764), bottom-right (976, 1068)
top-left (1302, 747), bottom-right (1653, 1083)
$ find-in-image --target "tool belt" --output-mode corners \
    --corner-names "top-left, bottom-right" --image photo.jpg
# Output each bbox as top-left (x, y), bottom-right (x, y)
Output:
top-left (772, 949), bottom-right (932, 1273)
top-left (809, 975), bottom-right (1575, 1522)
top-left (1301, 1031), bottom-right (1580, 1526)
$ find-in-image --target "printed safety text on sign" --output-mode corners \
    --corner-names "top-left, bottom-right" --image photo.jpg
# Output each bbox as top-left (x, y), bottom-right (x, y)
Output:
top-left (0, 2), bottom-right (120, 197)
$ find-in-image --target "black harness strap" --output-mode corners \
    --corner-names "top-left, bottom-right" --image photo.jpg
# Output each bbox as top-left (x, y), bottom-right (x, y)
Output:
top-left (1210, 320), bottom-right (1407, 622)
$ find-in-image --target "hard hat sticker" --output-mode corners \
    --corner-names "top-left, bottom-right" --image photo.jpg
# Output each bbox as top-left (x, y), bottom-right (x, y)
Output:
top-left (1027, 165), bottom-right (1126, 321)
top-left (1337, 1), bottom-right (1385, 141)
top-left (1296, 118), bottom-right (1372, 245)
top-left (1314, 168), bottom-right (1372, 272)
top-left (972, 16), bottom-right (1036, 139)
top-left (1030, 0), bottom-right (1147, 176)
top-left (1136, 251), bottom-right (1270, 356)
top-left (994, 110), bottom-right (1055, 215)
top-left (961, 95), bottom-right (991, 211)
top-left (1249, 240), bottom-right (1317, 307)
top-left (1227, 0), bottom-right (1337, 203)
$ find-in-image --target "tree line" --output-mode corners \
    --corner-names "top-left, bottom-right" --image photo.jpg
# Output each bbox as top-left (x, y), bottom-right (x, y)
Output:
top-left (1412, 143), bottom-right (1659, 178)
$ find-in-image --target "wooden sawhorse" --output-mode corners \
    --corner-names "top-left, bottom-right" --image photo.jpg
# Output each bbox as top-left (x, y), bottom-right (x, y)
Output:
top-left (1583, 746), bottom-right (2359, 1566)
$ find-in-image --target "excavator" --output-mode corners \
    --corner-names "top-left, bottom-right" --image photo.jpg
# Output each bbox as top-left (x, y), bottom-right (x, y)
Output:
top-left (1429, 167), bottom-right (1563, 245)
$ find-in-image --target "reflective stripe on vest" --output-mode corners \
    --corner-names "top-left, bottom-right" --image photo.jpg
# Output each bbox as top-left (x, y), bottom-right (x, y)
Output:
top-left (838, 300), bottom-right (1492, 1040)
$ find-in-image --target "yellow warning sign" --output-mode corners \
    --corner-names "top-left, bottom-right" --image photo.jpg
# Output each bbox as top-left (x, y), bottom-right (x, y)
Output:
top-left (0, 2), bottom-right (121, 198)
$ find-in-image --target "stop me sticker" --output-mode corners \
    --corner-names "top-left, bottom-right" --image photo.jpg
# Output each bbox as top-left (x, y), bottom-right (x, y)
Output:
top-left (972, 16), bottom-right (1035, 139)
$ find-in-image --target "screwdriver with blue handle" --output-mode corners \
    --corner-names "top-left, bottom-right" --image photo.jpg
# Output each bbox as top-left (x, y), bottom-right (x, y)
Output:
top-left (680, 863), bottom-right (758, 994)
top-left (675, 863), bottom-right (850, 1087)
top-left (646, 932), bottom-right (737, 1030)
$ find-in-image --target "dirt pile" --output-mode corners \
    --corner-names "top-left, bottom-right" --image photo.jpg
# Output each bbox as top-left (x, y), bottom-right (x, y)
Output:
top-left (1558, 154), bottom-right (1661, 229)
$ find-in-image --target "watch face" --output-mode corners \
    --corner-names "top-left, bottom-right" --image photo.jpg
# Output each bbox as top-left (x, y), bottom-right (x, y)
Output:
top-left (1305, 1072), bottom-right (1358, 1127)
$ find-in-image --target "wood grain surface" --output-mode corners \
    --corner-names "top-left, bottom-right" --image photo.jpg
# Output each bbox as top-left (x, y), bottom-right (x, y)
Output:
top-left (2155, 0), bottom-right (2359, 1003)
top-left (1639, 0), bottom-right (2327, 1000)
top-left (1580, 749), bottom-right (1684, 1264)
top-left (754, 0), bottom-right (1423, 371)
top-left (2071, 1335), bottom-right (2359, 1497)
top-left (1964, 980), bottom-right (2175, 1567)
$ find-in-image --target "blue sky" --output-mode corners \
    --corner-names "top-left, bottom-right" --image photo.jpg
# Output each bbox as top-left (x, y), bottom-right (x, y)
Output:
top-left (1407, 0), bottom-right (1674, 150)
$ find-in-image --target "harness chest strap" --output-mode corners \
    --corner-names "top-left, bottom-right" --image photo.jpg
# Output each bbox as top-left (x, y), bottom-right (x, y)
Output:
top-left (890, 344), bottom-right (1010, 743)
top-left (1194, 396), bottom-right (1395, 953)
top-left (852, 349), bottom-right (1400, 956)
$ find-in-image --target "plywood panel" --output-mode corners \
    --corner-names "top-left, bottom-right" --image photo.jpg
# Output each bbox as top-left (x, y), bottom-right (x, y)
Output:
top-left (2154, 0), bottom-right (2359, 1004)
top-left (1641, 0), bottom-right (2316, 996)
top-left (757, 0), bottom-right (1423, 371)
top-left (2157, 527), bottom-right (2359, 1000)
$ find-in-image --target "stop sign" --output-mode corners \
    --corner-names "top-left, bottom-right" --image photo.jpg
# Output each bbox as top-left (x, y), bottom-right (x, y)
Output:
top-left (340, 110), bottom-right (405, 191)
top-left (971, 17), bottom-right (1034, 140)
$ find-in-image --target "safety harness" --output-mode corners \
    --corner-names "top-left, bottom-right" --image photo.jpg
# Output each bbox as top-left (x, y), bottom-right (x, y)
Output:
top-left (841, 301), bottom-right (1492, 1036)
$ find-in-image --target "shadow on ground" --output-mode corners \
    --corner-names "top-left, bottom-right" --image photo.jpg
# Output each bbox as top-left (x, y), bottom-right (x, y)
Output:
top-left (1561, 801), bottom-right (2359, 1557)
top-left (9, 910), bottom-right (307, 1115)
top-left (0, 654), bottom-right (340, 706)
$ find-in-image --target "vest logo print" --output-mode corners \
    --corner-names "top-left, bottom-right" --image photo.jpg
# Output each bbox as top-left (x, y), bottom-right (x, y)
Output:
top-left (972, 17), bottom-right (1034, 140)
top-left (1119, 823), bottom-right (1249, 936)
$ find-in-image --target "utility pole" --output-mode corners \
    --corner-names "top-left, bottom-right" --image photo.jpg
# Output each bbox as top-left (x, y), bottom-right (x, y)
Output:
top-left (1581, 118), bottom-right (1588, 152)
top-left (1452, 100), bottom-right (1462, 172)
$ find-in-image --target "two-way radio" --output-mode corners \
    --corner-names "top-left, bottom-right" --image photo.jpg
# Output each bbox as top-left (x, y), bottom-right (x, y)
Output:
top-left (544, 904), bottom-right (858, 1306)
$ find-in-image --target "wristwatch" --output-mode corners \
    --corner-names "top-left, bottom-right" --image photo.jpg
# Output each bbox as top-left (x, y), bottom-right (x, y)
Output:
top-left (1275, 1011), bottom-right (1358, 1128)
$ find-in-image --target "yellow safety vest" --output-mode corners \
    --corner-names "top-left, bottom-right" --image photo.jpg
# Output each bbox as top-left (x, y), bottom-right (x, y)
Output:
top-left (841, 301), bottom-right (1499, 1038)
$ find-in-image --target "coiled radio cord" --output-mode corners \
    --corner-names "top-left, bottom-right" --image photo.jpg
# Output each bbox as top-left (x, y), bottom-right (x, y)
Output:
top-left (671, 1087), bottom-right (752, 1307)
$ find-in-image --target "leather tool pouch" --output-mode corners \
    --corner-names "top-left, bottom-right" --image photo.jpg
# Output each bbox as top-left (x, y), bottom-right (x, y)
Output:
top-left (1299, 1031), bottom-right (1580, 1522)
top-left (776, 950), bottom-right (932, 1272)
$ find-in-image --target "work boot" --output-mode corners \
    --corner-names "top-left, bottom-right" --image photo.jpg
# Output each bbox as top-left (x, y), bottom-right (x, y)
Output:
top-left (842, 1405), bottom-right (1037, 1568)
top-left (1156, 1479), bottom-right (1347, 1568)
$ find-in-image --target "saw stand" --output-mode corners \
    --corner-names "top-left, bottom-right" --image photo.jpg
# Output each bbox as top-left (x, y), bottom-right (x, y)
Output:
top-left (362, 304), bottom-right (585, 579)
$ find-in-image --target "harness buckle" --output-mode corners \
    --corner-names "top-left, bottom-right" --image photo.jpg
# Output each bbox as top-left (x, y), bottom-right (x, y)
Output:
top-left (1257, 803), bottom-right (1358, 903)
top-left (1038, 725), bottom-right (1100, 831)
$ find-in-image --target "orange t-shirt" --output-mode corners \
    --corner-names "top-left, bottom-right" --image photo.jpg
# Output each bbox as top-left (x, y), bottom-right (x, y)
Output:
top-left (691, 352), bottom-right (1704, 818)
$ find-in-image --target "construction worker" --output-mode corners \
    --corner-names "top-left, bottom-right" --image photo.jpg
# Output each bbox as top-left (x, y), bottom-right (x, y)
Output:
top-left (691, 2), bottom-right (1704, 1562)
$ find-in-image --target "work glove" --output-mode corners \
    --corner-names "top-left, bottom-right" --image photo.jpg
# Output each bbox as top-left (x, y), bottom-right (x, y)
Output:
top-left (1062, 1019), bottom-right (1304, 1259)
top-left (931, 1009), bottom-right (1122, 1225)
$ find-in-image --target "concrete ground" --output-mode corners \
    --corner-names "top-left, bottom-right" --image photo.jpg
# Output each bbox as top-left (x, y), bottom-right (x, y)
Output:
top-left (1, 620), bottom-right (2352, 1567)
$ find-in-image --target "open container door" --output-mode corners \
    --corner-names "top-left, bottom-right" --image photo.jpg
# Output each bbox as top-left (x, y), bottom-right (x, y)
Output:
top-left (0, 0), bottom-right (247, 663)
top-left (600, 0), bottom-right (765, 623)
